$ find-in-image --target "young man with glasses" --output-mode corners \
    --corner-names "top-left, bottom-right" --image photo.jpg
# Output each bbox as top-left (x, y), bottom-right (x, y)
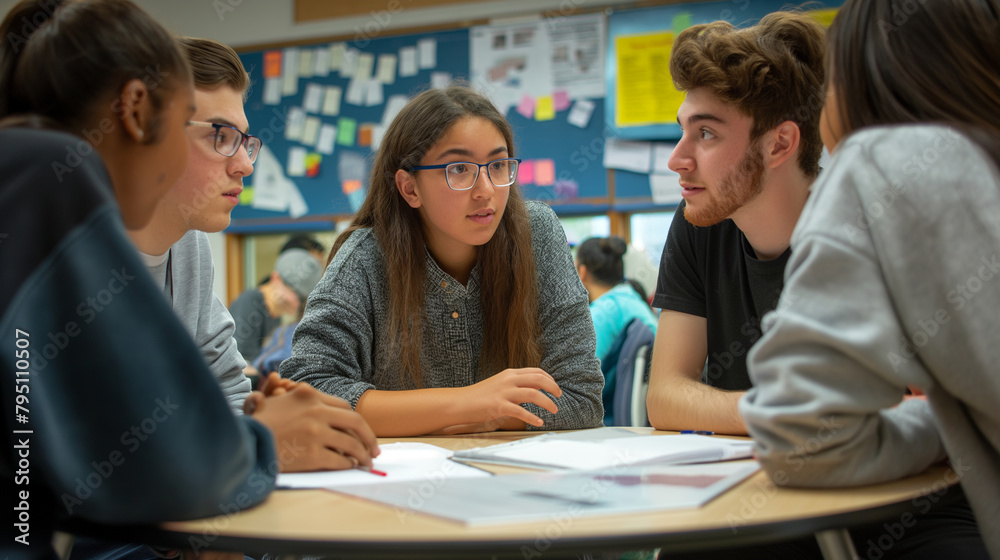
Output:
top-left (125, 37), bottom-right (376, 470)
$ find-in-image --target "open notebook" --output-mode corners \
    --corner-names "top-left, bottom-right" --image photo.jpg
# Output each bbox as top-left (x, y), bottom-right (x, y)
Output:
top-left (451, 427), bottom-right (754, 471)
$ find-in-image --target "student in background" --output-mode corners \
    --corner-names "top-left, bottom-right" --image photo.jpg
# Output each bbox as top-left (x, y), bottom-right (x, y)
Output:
top-left (281, 84), bottom-right (604, 436)
top-left (645, 12), bottom-right (824, 436)
top-left (575, 236), bottom-right (657, 425)
top-left (229, 247), bottom-right (322, 365)
top-left (281, 233), bottom-right (326, 264)
top-left (741, 0), bottom-right (1000, 556)
top-left (252, 235), bottom-right (327, 376)
top-left (1, 2), bottom-right (329, 559)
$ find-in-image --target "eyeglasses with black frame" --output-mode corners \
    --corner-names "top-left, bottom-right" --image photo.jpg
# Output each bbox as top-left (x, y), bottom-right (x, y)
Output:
top-left (409, 158), bottom-right (522, 191)
top-left (187, 121), bottom-right (261, 164)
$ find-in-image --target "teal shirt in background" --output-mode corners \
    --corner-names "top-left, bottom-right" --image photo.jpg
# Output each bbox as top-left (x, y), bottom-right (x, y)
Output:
top-left (590, 283), bottom-right (658, 424)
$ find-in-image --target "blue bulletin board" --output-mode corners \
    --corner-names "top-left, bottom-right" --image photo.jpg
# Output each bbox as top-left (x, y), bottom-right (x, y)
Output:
top-left (231, 24), bottom-right (614, 230)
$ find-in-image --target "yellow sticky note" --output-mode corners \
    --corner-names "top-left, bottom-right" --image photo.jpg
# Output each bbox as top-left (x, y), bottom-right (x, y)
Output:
top-left (535, 96), bottom-right (555, 121)
top-left (808, 8), bottom-right (838, 28)
top-left (239, 187), bottom-right (254, 205)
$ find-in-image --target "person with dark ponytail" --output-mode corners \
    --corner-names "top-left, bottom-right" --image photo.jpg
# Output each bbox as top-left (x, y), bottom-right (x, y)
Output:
top-left (741, 0), bottom-right (1000, 556)
top-left (0, 3), bottom-right (375, 559)
top-left (575, 236), bottom-right (657, 425)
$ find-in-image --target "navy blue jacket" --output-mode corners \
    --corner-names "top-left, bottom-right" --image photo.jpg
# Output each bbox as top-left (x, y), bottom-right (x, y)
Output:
top-left (0, 128), bottom-right (276, 560)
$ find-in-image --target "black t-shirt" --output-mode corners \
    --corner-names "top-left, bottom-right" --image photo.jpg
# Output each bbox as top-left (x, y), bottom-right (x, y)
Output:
top-left (652, 201), bottom-right (790, 390)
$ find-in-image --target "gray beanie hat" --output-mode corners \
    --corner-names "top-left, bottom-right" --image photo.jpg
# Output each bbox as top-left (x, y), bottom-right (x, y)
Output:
top-left (274, 248), bottom-right (322, 299)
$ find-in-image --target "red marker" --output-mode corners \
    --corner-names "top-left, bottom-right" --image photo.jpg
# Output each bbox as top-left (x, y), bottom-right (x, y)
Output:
top-left (356, 466), bottom-right (388, 477)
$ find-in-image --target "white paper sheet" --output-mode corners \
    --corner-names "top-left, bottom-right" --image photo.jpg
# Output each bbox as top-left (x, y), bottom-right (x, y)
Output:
top-left (650, 173), bottom-right (683, 205)
top-left (317, 124), bottom-right (337, 155)
top-left (277, 443), bottom-right (491, 489)
top-left (250, 145), bottom-right (290, 212)
top-left (313, 47), bottom-right (331, 77)
top-left (418, 38), bottom-right (437, 69)
top-left (567, 99), bottom-right (595, 128)
top-left (302, 83), bottom-right (323, 114)
top-left (322, 86), bottom-right (342, 116)
top-left (356, 52), bottom-right (375, 81)
top-left (652, 143), bottom-right (677, 175)
top-left (603, 138), bottom-right (652, 173)
top-left (262, 77), bottom-right (281, 105)
top-left (301, 116), bottom-right (321, 146)
top-left (399, 46), bottom-right (418, 77)
top-left (284, 106), bottom-right (306, 142)
top-left (329, 42), bottom-right (346, 72)
top-left (365, 81), bottom-right (384, 107)
top-left (376, 53), bottom-right (397, 84)
top-left (281, 48), bottom-right (299, 96)
top-left (345, 78), bottom-right (366, 106)
top-left (287, 146), bottom-right (307, 177)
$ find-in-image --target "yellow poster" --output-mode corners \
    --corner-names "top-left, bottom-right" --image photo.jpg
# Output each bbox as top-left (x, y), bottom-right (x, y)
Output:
top-left (615, 32), bottom-right (685, 127)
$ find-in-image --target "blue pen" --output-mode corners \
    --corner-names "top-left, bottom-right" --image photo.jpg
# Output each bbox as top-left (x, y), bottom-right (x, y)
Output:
top-left (681, 430), bottom-right (715, 436)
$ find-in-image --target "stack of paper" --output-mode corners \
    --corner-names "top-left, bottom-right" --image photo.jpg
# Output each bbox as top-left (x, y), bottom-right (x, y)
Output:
top-left (451, 427), bottom-right (754, 471)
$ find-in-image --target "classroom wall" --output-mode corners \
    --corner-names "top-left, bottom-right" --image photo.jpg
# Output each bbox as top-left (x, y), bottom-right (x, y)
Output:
top-left (0, 0), bottom-right (641, 49)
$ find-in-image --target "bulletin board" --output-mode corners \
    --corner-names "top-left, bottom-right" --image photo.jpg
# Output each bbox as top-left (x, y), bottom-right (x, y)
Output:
top-left (231, 17), bottom-right (614, 232)
top-left (228, 3), bottom-right (842, 231)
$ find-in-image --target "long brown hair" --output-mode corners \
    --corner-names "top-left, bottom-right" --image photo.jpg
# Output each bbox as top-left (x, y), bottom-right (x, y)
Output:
top-left (330, 85), bottom-right (541, 387)
top-left (0, 0), bottom-right (191, 138)
top-left (827, 0), bottom-right (1000, 168)
top-left (670, 12), bottom-right (827, 177)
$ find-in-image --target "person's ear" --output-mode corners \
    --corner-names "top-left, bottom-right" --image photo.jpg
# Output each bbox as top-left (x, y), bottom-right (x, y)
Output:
top-left (765, 121), bottom-right (801, 169)
top-left (395, 169), bottom-right (422, 209)
top-left (269, 270), bottom-right (283, 286)
top-left (576, 263), bottom-right (588, 282)
top-left (117, 78), bottom-right (154, 143)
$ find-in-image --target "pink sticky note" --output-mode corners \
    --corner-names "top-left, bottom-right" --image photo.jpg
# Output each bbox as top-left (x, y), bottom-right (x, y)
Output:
top-left (534, 159), bottom-right (555, 186)
top-left (516, 95), bottom-right (536, 119)
top-left (553, 90), bottom-right (570, 111)
top-left (518, 160), bottom-right (535, 184)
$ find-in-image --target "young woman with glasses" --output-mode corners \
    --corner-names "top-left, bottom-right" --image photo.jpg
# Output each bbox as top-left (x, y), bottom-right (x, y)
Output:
top-left (280, 84), bottom-right (604, 436)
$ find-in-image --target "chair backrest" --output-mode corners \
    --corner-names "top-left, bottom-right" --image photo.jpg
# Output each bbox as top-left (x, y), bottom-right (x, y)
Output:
top-left (612, 318), bottom-right (655, 427)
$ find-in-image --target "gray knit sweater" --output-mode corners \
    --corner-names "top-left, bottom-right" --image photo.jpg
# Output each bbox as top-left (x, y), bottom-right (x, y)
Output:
top-left (280, 201), bottom-right (604, 430)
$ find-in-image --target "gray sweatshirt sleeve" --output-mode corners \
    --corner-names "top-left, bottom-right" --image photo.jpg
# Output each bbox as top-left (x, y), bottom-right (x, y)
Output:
top-left (526, 202), bottom-right (605, 429)
top-left (176, 232), bottom-right (251, 413)
top-left (740, 130), bottom-right (952, 487)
